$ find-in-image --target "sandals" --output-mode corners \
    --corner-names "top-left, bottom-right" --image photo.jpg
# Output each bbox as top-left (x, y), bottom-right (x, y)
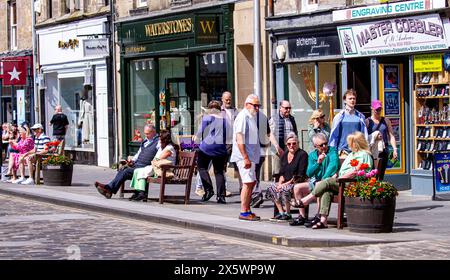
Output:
top-left (312, 222), bottom-right (328, 229)
top-left (290, 199), bottom-right (305, 208)
top-left (289, 216), bottom-right (306, 226)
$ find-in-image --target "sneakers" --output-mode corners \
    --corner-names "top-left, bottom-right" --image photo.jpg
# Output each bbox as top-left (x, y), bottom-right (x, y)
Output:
top-left (238, 212), bottom-right (261, 221)
top-left (270, 213), bottom-right (292, 222)
top-left (12, 177), bottom-right (25, 184)
top-left (195, 187), bottom-right (205, 197)
top-left (21, 178), bottom-right (35, 185)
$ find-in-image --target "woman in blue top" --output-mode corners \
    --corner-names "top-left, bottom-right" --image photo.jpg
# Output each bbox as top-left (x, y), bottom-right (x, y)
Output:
top-left (329, 89), bottom-right (368, 158)
top-left (195, 100), bottom-right (228, 204)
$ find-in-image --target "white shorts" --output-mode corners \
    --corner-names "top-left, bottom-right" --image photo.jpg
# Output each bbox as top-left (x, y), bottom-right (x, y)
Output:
top-left (236, 160), bottom-right (256, 184)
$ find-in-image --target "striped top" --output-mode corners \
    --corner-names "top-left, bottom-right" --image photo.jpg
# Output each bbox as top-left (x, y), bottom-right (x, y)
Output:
top-left (34, 133), bottom-right (51, 152)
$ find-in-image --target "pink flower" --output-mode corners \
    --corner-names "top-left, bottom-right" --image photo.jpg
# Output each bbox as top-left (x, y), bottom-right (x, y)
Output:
top-left (372, 169), bottom-right (378, 175)
top-left (357, 170), bottom-right (365, 177)
top-left (365, 173), bottom-right (372, 178)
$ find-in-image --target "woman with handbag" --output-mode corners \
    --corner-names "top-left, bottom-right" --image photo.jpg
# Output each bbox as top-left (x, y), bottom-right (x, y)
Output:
top-left (129, 130), bottom-right (179, 201)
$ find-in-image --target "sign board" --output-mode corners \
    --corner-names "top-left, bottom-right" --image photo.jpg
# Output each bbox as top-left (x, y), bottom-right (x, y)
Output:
top-left (287, 32), bottom-right (341, 59)
top-left (413, 53), bottom-right (443, 72)
top-left (384, 65), bottom-right (399, 89)
top-left (433, 151), bottom-right (450, 200)
top-left (16, 89), bottom-right (25, 125)
top-left (332, 0), bottom-right (446, 22)
top-left (195, 16), bottom-right (218, 45)
top-left (337, 14), bottom-right (448, 58)
top-left (83, 38), bottom-right (109, 57)
top-left (385, 91), bottom-right (400, 115)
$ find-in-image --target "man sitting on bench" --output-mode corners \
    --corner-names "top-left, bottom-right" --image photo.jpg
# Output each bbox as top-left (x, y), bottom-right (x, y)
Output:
top-left (94, 125), bottom-right (159, 199)
top-left (20, 123), bottom-right (51, 185)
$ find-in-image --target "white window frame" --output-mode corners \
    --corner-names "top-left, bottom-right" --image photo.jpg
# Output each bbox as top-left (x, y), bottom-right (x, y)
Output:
top-left (9, 1), bottom-right (17, 50)
top-left (136, 0), bottom-right (147, 8)
top-left (302, 0), bottom-right (319, 13)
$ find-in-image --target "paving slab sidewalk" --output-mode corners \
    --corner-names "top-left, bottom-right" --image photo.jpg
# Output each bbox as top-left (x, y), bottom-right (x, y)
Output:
top-left (1, 165), bottom-right (449, 247)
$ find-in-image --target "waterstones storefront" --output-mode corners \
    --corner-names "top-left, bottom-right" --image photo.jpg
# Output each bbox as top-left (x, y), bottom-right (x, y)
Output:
top-left (117, 4), bottom-right (234, 155)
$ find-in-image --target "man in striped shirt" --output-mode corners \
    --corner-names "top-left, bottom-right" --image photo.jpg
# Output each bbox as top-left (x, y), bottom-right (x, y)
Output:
top-left (20, 123), bottom-right (50, 185)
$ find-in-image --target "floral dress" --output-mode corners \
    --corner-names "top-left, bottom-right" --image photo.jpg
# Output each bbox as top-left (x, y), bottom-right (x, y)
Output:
top-left (11, 137), bottom-right (34, 171)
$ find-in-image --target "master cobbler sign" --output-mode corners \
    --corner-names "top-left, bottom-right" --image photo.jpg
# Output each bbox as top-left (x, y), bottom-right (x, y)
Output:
top-left (337, 14), bottom-right (448, 58)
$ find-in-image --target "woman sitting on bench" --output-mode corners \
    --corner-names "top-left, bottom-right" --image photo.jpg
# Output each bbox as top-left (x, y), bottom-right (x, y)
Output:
top-left (129, 130), bottom-right (179, 201)
top-left (293, 131), bottom-right (373, 229)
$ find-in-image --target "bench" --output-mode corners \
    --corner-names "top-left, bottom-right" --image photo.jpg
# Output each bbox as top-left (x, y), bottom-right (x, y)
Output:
top-left (144, 151), bottom-right (197, 204)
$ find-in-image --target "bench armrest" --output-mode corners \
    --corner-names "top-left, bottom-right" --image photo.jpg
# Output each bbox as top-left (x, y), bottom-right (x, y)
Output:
top-left (161, 164), bottom-right (193, 170)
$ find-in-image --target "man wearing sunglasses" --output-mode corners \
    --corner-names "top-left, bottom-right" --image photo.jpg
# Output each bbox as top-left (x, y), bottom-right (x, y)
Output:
top-left (290, 133), bottom-right (339, 226)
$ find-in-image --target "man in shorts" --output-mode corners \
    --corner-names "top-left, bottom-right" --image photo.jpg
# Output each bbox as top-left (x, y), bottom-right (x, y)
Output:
top-left (230, 94), bottom-right (261, 221)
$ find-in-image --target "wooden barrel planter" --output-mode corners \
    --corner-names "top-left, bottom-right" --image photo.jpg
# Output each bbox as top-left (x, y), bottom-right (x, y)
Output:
top-left (345, 197), bottom-right (396, 233)
top-left (42, 164), bottom-right (73, 186)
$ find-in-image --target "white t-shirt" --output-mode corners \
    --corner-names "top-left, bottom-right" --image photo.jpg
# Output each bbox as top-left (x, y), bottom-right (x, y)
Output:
top-left (155, 143), bottom-right (177, 164)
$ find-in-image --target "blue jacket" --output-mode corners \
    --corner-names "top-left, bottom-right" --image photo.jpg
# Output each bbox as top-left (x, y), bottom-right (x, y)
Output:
top-left (329, 109), bottom-right (368, 151)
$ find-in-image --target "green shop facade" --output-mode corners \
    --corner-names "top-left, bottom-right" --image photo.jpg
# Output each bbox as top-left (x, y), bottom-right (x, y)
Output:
top-left (117, 4), bottom-right (234, 154)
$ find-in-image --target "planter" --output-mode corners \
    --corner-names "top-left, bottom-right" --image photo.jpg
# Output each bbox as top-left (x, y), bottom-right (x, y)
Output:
top-left (42, 164), bottom-right (73, 186)
top-left (345, 196), bottom-right (396, 233)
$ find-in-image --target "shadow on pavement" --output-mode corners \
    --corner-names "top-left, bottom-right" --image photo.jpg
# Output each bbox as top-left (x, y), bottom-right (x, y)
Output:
top-left (396, 205), bottom-right (443, 212)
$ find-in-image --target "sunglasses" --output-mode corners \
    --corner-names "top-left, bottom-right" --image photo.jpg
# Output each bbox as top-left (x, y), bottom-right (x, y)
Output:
top-left (282, 106), bottom-right (292, 110)
top-left (317, 115), bottom-right (325, 119)
top-left (375, 108), bottom-right (382, 112)
top-left (314, 142), bottom-right (328, 148)
top-left (286, 142), bottom-right (297, 147)
top-left (248, 103), bottom-right (261, 108)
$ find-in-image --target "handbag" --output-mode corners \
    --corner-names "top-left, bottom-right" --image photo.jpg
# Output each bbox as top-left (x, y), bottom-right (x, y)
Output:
top-left (151, 158), bottom-right (175, 179)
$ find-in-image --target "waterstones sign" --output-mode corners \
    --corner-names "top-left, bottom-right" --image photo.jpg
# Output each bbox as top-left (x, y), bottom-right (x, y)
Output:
top-left (287, 33), bottom-right (341, 59)
top-left (337, 14), bottom-right (448, 58)
top-left (332, 0), bottom-right (446, 22)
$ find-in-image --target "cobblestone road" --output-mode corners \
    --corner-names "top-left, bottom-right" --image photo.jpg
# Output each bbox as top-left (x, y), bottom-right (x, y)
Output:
top-left (0, 194), bottom-right (449, 260)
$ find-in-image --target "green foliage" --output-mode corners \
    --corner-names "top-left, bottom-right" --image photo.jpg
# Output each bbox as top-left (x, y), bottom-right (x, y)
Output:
top-left (42, 154), bottom-right (73, 166)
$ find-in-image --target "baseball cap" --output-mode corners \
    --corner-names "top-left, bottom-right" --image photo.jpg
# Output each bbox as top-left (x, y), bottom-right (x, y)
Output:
top-left (31, 123), bottom-right (44, 130)
top-left (371, 100), bottom-right (382, 110)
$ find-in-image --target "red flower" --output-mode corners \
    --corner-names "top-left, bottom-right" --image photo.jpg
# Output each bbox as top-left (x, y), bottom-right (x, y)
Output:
top-left (350, 159), bottom-right (359, 167)
top-left (377, 187), bottom-right (384, 193)
top-left (359, 163), bottom-right (369, 170)
top-left (369, 177), bottom-right (377, 186)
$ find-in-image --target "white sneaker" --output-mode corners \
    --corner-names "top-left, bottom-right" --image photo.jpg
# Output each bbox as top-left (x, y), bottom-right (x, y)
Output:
top-left (195, 187), bottom-right (205, 197)
top-left (6, 178), bottom-right (13, 183)
top-left (12, 177), bottom-right (25, 184)
top-left (21, 178), bottom-right (35, 185)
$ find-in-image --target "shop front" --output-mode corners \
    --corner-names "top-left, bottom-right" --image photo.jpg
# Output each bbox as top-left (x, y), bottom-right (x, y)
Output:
top-left (36, 17), bottom-right (113, 167)
top-left (333, 1), bottom-right (450, 193)
top-left (117, 4), bottom-right (234, 155)
top-left (0, 52), bottom-right (34, 126)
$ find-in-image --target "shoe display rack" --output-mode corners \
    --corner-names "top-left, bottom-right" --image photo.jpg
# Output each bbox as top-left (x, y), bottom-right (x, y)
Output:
top-left (414, 71), bottom-right (450, 170)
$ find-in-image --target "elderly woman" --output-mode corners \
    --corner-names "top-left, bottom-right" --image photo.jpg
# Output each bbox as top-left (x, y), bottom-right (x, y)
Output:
top-left (294, 131), bottom-right (373, 229)
top-left (195, 100), bottom-right (228, 204)
top-left (265, 132), bottom-right (308, 221)
top-left (9, 125), bottom-right (34, 184)
top-left (129, 130), bottom-right (178, 201)
top-left (307, 109), bottom-right (331, 152)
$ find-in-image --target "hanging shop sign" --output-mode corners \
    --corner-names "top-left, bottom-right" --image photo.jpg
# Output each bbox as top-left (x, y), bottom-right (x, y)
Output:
top-left (287, 32), bottom-right (341, 59)
top-left (433, 151), bottom-right (450, 200)
top-left (413, 53), bottom-right (443, 72)
top-left (337, 14), bottom-right (448, 58)
top-left (332, 0), bottom-right (446, 22)
top-left (195, 16), bottom-right (219, 45)
top-left (16, 89), bottom-right (25, 125)
top-left (83, 38), bottom-right (109, 57)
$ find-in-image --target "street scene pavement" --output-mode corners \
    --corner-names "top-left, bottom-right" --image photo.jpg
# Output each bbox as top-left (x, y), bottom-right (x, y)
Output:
top-left (1, 165), bottom-right (450, 259)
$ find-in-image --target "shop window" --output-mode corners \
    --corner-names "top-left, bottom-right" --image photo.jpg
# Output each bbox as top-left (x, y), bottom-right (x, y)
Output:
top-left (8, 1), bottom-right (17, 50)
top-left (136, 0), bottom-right (147, 8)
top-left (130, 59), bottom-right (156, 143)
top-left (199, 52), bottom-right (228, 104)
top-left (59, 77), bottom-right (95, 151)
top-left (288, 62), bottom-right (340, 152)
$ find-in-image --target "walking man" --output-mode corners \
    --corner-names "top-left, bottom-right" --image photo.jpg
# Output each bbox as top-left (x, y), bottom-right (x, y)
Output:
top-left (231, 94), bottom-right (261, 221)
top-left (49, 105), bottom-right (69, 151)
top-left (94, 125), bottom-right (159, 199)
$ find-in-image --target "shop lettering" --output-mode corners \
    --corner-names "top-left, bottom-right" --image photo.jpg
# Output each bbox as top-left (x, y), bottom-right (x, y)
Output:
top-left (145, 18), bottom-right (193, 37)
top-left (356, 18), bottom-right (444, 47)
top-left (125, 46), bottom-right (146, 53)
top-left (199, 20), bottom-right (215, 34)
top-left (296, 37), bottom-right (317, 46)
top-left (350, 1), bottom-right (424, 18)
top-left (58, 39), bottom-right (79, 49)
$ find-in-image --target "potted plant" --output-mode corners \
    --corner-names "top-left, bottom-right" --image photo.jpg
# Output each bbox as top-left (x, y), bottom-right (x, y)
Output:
top-left (343, 159), bottom-right (399, 233)
top-left (41, 153), bottom-right (74, 186)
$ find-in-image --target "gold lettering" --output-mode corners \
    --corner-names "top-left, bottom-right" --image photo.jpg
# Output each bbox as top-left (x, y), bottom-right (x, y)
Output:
top-left (200, 21), bottom-right (215, 34)
top-left (144, 18), bottom-right (193, 37)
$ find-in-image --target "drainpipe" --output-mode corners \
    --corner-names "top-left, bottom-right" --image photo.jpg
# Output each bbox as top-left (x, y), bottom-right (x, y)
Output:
top-left (254, 0), bottom-right (262, 99)
top-left (31, 0), bottom-right (39, 123)
top-left (111, 0), bottom-right (119, 164)
top-left (268, 0), bottom-right (274, 17)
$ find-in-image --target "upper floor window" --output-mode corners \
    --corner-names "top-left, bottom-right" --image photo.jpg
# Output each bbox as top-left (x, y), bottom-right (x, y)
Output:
top-left (62, 0), bottom-right (70, 14)
top-left (302, 0), bottom-right (318, 12)
top-left (8, 0), bottom-right (17, 50)
top-left (170, 0), bottom-right (192, 6)
top-left (47, 0), bottom-right (53, 18)
top-left (136, 0), bottom-right (147, 8)
top-left (74, 0), bottom-right (81, 10)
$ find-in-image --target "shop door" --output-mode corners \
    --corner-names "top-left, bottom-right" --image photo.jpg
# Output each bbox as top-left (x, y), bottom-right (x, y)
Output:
top-left (166, 78), bottom-right (192, 135)
top-left (378, 63), bottom-right (406, 175)
top-left (95, 67), bottom-right (110, 167)
top-left (347, 58), bottom-right (372, 116)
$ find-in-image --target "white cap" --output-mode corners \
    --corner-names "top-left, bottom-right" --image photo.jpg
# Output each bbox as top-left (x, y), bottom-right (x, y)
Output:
top-left (31, 123), bottom-right (43, 130)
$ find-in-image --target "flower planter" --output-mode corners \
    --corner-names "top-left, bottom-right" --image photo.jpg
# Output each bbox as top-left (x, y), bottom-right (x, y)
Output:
top-left (42, 164), bottom-right (73, 186)
top-left (345, 196), bottom-right (396, 233)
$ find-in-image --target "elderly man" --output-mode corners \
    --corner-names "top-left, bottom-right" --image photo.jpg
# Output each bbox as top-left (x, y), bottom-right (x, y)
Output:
top-left (49, 105), bottom-right (69, 141)
top-left (231, 94), bottom-right (262, 221)
top-left (289, 132), bottom-right (339, 227)
top-left (19, 123), bottom-right (51, 185)
top-left (95, 125), bottom-right (159, 199)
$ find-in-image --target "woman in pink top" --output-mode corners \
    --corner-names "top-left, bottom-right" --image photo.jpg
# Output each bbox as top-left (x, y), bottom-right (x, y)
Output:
top-left (9, 125), bottom-right (34, 184)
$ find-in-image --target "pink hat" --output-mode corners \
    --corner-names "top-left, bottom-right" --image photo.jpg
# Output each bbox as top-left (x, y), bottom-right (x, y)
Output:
top-left (371, 100), bottom-right (382, 110)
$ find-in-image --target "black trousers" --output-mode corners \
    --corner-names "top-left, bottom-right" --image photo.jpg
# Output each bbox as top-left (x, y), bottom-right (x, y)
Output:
top-left (198, 150), bottom-right (227, 198)
top-left (377, 149), bottom-right (389, 181)
top-left (106, 166), bottom-right (136, 194)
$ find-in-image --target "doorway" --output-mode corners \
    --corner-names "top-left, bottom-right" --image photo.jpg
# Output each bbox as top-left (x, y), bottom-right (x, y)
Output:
top-left (347, 58), bottom-right (372, 116)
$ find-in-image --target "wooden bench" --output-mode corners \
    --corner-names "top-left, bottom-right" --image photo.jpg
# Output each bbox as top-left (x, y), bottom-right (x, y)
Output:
top-left (144, 151), bottom-right (197, 204)
top-left (35, 140), bottom-right (65, 185)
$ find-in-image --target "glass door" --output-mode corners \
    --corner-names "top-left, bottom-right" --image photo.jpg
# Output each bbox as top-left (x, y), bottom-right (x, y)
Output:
top-left (166, 78), bottom-right (192, 136)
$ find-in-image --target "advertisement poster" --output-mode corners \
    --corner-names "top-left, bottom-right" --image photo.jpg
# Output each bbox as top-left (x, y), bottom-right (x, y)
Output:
top-left (386, 144), bottom-right (401, 169)
top-left (433, 152), bottom-right (450, 200)
top-left (387, 117), bottom-right (400, 142)
top-left (16, 89), bottom-right (25, 125)
top-left (384, 91), bottom-right (400, 115)
top-left (384, 66), bottom-right (399, 89)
